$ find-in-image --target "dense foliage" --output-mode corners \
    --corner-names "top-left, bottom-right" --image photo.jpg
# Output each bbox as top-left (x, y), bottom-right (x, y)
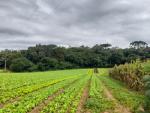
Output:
top-left (0, 41), bottom-right (149, 72)
top-left (109, 61), bottom-right (145, 91)
top-left (9, 57), bottom-right (35, 72)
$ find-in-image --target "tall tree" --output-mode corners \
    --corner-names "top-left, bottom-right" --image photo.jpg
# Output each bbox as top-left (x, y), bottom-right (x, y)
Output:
top-left (100, 43), bottom-right (112, 49)
top-left (130, 41), bottom-right (148, 49)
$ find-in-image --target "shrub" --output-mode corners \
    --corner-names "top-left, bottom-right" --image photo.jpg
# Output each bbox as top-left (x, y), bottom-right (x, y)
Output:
top-left (109, 60), bottom-right (145, 91)
top-left (28, 65), bottom-right (38, 72)
top-left (10, 57), bottom-right (35, 72)
top-left (38, 57), bottom-right (58, 71)
top-left (56, 62), bottom-right (74, 70)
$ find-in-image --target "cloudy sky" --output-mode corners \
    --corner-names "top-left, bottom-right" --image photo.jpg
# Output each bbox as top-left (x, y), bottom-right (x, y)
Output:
top-left (0, 0), bottom-right (150, 50)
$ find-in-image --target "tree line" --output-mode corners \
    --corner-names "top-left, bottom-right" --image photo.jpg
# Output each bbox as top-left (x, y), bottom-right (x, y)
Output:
top-left (0, 41), bottom-right (149, 72)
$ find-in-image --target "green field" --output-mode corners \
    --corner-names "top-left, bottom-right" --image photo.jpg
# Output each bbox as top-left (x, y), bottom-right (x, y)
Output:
top-left (0, 70), bottom-right (3, 73)
top-left (0, 69), bottom-right (145, 113)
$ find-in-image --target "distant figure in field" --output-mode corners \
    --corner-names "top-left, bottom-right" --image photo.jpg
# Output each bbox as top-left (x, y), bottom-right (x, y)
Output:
top-left (94, 68), bottom-right (99, 73)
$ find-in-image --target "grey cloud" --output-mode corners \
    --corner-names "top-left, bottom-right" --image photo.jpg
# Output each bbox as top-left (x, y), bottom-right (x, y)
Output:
top-left (0, 28), bottom-right (29, 36)
top-left (0, 0), bottom-right (150, 50)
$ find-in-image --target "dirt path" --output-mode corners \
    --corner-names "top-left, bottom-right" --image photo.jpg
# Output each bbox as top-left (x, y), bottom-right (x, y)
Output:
top-left (103, 85), bottom-right (131, 113)
top-left (0, 104), bottom-right (3, 108)
top-left (76, 79), bottom-right (91, 113)
top-left (28, 78), bottom-right (80, 113)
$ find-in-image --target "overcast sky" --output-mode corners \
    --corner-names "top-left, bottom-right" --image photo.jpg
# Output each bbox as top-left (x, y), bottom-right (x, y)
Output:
top-left (0, 0), bottom-right (150, 50)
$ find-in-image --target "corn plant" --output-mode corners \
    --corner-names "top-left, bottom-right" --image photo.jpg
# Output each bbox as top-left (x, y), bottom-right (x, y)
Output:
top-left (109, 60), bottom-right (145, 91)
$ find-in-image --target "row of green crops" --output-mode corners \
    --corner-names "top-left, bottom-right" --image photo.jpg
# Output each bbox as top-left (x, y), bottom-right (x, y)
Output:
top-left (0, 69), bottom-right (87, 104)
top-left (109, 61), bottom-right (145, 91)
top-left (98, 75), bottom-right (145, 113)
top-left (0, 76), bottom-right (79, 104)
top-left (0, 77), bottom-right (82, 113)
top-left (85, 74), bottom-right (115, 113)
top-left (0, 69), bottom-right (86, 91)
top-left (41, 75), bottom-right (90, 113)
top-left (0, 69), bottom-right (88, 113)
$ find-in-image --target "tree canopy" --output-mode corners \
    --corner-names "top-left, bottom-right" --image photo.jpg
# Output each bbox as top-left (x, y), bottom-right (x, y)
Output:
top-left (0, 41), bottom-right (149, 72)
top-left (130, 41), bottom-right (148, 49)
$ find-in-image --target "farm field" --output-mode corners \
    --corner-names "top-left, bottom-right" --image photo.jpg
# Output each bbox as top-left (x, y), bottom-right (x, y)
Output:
top-left (0, 70), bottom-right (3, 73)
top-left (0, 69), bottom-right (145, 113)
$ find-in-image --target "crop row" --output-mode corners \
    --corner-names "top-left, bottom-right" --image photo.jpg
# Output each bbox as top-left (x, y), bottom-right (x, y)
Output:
top-left (41, 75), bottom-right (90, 113)
top-left (85, 75), bottom-right (114, 113)
top-left (0, 76), bottom-right (83, 113)
top-left (0, 75), bottom-right (80, 104)
top-left (0, 70), bottom-right (86, 92)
